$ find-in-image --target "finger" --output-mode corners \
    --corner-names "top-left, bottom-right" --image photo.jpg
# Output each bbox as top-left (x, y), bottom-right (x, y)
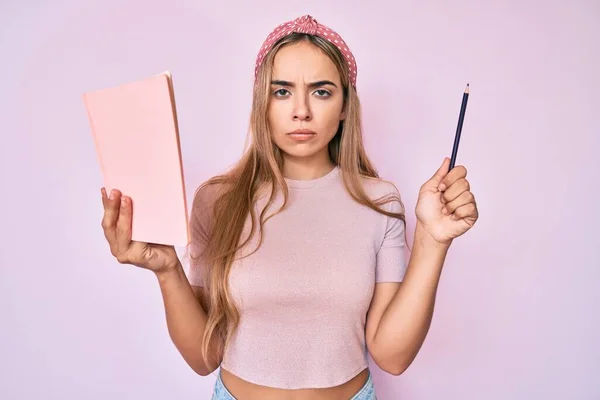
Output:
top-left (442, 190), bottom-right (475, 215)
top-left (451, 202), bottom-right (478, 221)
top-left (431, 157), bottom-right (451, 184)
top-left (441, 178), bottom-right (471, 203)
top-left (439, 165), bottom-right (467, 191)
top-left (101, 189), bottom-right (120, 255)
top-left (115, 195), bottom-right (133, 260)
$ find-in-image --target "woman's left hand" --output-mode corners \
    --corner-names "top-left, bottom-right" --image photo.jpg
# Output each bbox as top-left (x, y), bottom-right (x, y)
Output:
top-left (415, 157), bottom-right (479, 245)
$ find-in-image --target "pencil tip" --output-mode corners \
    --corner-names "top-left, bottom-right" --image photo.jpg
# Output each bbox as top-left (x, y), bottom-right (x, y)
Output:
top-left (465, 83), bottom-right (470, 94)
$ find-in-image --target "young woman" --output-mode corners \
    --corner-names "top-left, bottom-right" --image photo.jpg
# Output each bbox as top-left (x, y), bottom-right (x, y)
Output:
top-left (100, 15), bottom-right (478, 400)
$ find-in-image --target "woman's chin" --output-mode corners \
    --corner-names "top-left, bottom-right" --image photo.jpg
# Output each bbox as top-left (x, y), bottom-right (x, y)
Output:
top-left (279, 145), bottom-right (326, 159)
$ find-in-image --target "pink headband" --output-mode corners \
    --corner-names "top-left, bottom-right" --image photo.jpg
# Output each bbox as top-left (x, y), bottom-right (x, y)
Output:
top-left (254, 15), bottom-right (358, 87)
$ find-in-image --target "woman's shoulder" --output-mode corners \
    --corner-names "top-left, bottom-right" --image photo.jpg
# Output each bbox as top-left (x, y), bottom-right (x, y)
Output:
top-left (357, 174), bottom-right (404, 216)
top-left (359, 173), bottom-right (401, 199)
top-left (192, 176), bottom-right (234, 210)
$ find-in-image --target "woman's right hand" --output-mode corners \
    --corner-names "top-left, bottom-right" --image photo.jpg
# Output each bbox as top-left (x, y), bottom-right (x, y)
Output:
top-left (101, 188), bottom-right (180, 274)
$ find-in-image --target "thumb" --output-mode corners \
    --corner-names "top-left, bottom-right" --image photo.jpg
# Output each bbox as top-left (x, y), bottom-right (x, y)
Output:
top-left (430, 157), bottom-right (451, 183)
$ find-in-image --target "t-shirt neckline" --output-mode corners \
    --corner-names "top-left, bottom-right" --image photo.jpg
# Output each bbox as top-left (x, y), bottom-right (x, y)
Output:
top-left (284, 165), bottom-right (340, 189)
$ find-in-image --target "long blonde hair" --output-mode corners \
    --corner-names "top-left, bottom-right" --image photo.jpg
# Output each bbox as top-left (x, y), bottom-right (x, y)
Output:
top-left (189, 33), bottom-right (405, 370)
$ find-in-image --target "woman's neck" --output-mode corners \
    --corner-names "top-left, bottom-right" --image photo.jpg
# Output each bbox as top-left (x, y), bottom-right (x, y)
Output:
top-left (281, 153), bottom-right (335, 181)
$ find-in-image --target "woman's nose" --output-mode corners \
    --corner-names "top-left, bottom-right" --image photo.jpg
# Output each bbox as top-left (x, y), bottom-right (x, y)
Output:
top-left (293, 97), bottom-right (312, 121)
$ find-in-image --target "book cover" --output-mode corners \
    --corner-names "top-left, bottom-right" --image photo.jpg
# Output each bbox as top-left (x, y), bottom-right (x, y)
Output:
top-left (83, 71), bottom-right (190, 247)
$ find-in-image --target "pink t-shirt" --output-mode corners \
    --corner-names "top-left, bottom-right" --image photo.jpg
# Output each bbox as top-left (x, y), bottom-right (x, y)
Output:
top-left (187, 166), bottom-right (407, 389)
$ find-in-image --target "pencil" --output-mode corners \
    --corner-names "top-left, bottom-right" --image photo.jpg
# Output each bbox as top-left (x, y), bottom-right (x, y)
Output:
top-left (449, 83), bottom-right (469, 171)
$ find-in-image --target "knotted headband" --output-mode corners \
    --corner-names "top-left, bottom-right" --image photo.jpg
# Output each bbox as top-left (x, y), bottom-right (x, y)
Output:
top-left (254, 15), bottom-right (358, 88)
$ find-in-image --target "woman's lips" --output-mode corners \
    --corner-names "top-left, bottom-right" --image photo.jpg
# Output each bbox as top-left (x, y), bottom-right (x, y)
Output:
top-left (287, 129), bottom-right (316, 141)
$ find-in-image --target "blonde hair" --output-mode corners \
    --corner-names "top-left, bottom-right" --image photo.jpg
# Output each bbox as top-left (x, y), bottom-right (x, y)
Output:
top-left (188, 33), bottom-right (405, 371)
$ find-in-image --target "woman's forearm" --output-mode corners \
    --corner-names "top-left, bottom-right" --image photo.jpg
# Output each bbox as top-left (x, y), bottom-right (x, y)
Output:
top-left (154, 262), bottom-right (214, 375)
top-left (374, 222), bottom-right (450, 374)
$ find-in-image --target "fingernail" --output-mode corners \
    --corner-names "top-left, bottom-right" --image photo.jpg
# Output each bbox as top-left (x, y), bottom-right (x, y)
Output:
top-left (439, 184), bottom-right (446, 191)
top-left (442, 207), bottom-right (448, 215)
top-left (121, 197), bottom-right (126, 207)
top-left (109, 190), bottom-right (115, 200)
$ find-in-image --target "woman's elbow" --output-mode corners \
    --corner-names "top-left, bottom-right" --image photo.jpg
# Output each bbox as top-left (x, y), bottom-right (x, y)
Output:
top-left (382, 363), bottom-right (408, 376)
top-left (191, 362), bottom-right (220, 376)
top-left (372, 351), bottom-right (411, 376)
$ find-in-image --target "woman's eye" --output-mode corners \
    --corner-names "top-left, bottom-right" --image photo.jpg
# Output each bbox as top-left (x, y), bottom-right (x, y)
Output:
top-left (314, 90), bottom-right (331, 98)
top-left (274, 89), bottom-right (289, 97)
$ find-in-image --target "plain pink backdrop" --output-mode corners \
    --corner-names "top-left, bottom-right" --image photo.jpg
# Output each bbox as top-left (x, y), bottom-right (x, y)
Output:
top-left (1, 0), bottom-right (598, 399)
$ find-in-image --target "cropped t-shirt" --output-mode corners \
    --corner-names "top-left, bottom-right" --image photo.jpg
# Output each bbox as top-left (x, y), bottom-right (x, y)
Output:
top-left (186, 166), bottom-right (408, 389)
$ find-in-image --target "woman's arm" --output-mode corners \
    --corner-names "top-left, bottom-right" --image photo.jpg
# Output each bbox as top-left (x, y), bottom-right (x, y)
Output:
top-left (369, 159), bottom-right (478, 374)
top-left (99, 187), bottom-right (221, 375)
top-left (368, 222), bottom-right (449, 375)
top-left (155, 263), bottom-right (222, 375)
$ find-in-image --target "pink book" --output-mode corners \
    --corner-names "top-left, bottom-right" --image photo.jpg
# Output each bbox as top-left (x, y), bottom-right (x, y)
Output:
top-left (83, 71), bottom-right (190, 247)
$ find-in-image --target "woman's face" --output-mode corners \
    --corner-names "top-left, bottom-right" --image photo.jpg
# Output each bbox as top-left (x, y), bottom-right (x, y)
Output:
top-left (267, 40), bottom-right (345, 164)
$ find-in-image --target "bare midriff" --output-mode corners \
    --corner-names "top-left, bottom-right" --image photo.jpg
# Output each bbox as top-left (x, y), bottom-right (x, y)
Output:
top-left (220, 367), bottom-right (370, 400)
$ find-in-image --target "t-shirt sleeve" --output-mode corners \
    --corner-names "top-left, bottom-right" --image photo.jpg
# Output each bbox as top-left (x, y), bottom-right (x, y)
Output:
top-left (375, 185), bottom-right (408, 283)
top-left (186, 184), bottom-right (216, 287)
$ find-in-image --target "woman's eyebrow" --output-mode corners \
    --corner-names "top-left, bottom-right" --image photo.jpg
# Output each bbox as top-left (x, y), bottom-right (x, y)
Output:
top-left (270, 80), bottom-right (338, 89)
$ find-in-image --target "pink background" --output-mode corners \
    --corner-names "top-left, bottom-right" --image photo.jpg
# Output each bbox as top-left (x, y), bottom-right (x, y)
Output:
top-left (1, 0), bottom-right (598, 398)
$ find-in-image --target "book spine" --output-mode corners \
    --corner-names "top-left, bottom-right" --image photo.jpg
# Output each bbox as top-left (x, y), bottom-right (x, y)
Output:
top-left (82, 93), bottom-right (110, 193)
